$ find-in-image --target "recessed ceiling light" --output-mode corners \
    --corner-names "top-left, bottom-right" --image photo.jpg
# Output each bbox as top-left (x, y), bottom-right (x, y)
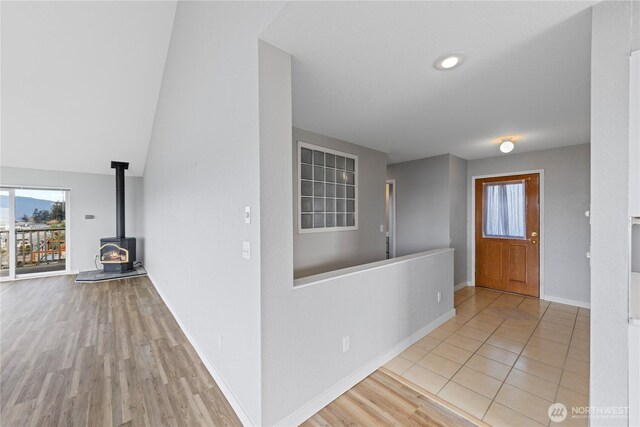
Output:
top-left (441, 56), bottom-right (459, 68)
top-left (500, 139), bottom-right (515, 153)
top-left (435, 54), bottom-right (463, 70)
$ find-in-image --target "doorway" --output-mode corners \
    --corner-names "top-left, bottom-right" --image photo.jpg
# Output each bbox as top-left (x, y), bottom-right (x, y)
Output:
top-left (386, 179), bottom-right (396, 259)
top-left (474, 173), bottom-right (540, 297)
top-left (1, 187), bottom-right (70, 280)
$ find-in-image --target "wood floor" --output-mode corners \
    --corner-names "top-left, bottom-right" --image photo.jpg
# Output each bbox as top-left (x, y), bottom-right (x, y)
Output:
top-left (1, 274), bottom-right (477, 427)
top-left (302, 370), bottom-right (475, 427)
top-left (0, 274), bottom-right (241, 427)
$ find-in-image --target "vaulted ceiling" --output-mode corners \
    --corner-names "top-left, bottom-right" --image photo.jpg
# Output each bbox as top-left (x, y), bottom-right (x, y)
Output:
top-left (1, 1), bottom-right (595, 175)
top-left (1, 1), bottom-right (176, 176)
top-left (261, 1), bottom-right (595, 163)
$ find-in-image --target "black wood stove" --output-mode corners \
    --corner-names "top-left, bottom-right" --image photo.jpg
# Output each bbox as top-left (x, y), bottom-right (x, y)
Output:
top-left (100, 161), bottom-right (136, 273)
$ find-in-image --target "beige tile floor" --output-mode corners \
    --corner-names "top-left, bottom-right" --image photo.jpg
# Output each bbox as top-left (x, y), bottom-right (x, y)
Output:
top-left (384, 286), bottom-right (590, 427)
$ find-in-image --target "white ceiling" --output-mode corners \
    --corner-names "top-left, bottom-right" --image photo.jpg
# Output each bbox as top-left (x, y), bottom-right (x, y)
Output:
top-left (1, 1), bottom-right (176, 176)
top-left (261, 1), bottom-right (595, 163)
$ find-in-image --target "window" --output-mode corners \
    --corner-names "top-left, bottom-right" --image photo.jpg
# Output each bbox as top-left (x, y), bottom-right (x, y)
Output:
top-left (298, 141), bottom-right (357, 232)
top-left (1, 187), bottom-right (69, 280)
top-left (482, 180), bottom-right (526, 239)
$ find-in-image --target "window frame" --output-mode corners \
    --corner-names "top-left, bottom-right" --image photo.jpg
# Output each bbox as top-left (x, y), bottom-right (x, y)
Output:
top-left (297, 141), bottom-right (359, 234)
top-left (481, 179), bottom-right (527, 240)
top-left (0, 185), bottom-right (71, 281)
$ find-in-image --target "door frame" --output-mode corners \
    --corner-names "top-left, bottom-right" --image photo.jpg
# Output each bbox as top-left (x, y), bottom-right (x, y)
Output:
top-left (386, 179), bottom-right (397, 258)
top-left (470, 169), bottom-right (545, 299)
top-left (0, 185), bottom-right (72, 281)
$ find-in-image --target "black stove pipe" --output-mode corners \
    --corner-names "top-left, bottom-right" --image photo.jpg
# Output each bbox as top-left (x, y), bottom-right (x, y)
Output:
top-left (111, 161), bottom-right (129, 238)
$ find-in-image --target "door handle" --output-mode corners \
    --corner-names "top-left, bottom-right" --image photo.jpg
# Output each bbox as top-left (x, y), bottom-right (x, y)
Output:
top-left (529, 231), bottom-right (538, 244)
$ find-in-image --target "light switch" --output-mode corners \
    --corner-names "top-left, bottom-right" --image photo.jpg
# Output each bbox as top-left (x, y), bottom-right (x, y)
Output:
top-left (342, 336), bottom-right (350, 352)
top-left (242, 241), bottom-right (251, 259)
top-left (245, 206), bottom-right (251, 224)
top-left (380, 224), bottom-right (384, 232)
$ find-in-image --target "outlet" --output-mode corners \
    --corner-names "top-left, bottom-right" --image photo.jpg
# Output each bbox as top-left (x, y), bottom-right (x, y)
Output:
top-left (437, 291), bottom-right (442, 302)
top-left (342, 336), bottom-right (350, 353)
top-left (242, 241), bottom-right (250, 259)
top-left (245, 206), bottom-right (251, 224)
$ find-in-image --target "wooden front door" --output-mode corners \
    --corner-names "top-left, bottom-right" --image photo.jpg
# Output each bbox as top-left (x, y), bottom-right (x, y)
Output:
top-left (475, 173), bottom-right (540, 297)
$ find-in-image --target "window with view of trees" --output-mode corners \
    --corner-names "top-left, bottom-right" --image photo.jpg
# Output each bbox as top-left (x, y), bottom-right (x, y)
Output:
top-left (1, 188), bottom-right (67, 278)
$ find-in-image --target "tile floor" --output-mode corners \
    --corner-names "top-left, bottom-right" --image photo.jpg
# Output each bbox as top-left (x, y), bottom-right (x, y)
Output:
top-left (383, 286), bottom-right (590, 427)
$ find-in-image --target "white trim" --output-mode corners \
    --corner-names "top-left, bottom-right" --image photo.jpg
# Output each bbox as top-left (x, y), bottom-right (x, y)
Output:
top-left (8, 188), bottom-right (16, 279)
top-left (386, 179), bottom-right (397, 258)
top-left (629, 320), bottom-right (640, 427)
top-left (294, 248), bottom-right (454, 289)
top-left (0, 270), bottom-right (79, 282)
top-left (297, 141), bottom-right (359, 233)
top-left (470, 169), bottom-right (545, 299)
top-left (0, 185), bottom-right (72, 279)
top-left (0, 184), bottom-right (72, 191)
top-left (147, 273), bottom-right (256, 427)
top-left (455, 281), bottom-right (472, 291)
top-left (65, 190), bottom-right (71, 274)
top-left (542, 294), bottom-right (590, 309)
top-left (274, 308), bottom-right (456, 427)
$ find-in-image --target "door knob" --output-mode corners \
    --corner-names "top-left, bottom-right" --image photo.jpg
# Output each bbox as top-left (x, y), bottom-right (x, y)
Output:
top-left (531, 240), bottom-right (537, 244)
top-left (531, 231), bottom-right (538, 237)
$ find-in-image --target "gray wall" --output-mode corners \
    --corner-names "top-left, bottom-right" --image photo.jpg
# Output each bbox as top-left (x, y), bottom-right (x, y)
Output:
top-left (386, 154), bottom-right (468, 286)
top-left (467, 144), bottom-right (591, 304)
top-left (387, 154), bottom-right (451, 254)
top-left (449, 155), bottom-right (468, 286)
top-left (634, 1), bottom-right (640, 274)
top-left (1, 166), bottom-right (143, 272)
top-left (260, 42), bottom-right (455, 426)
top-left (142, 3), bottom-right (283, 424)
top-left (292, 127), bottom-right (387, 278)
top-left (634, 0), bottom-right (640, 52)
top-left (590, 1), bottom-right (635, 423)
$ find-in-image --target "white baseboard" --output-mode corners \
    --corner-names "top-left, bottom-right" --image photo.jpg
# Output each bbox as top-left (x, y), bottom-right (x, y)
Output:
top-left (274, 308), bottom-right (456, 427)
top-left (542, 294), bottom-right (590, 309)
top-left (455, 281), bottom-right (473, 291)
top-left (461, 282), bottom-right (589, 309)
top-left (148, 270), bottom-right (458, 427)
top-left (147, 273), bottom-right (256, 427)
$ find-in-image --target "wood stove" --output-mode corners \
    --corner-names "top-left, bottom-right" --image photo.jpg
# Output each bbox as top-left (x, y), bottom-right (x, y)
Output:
top-left (100, 161), bottom-right (136, 273)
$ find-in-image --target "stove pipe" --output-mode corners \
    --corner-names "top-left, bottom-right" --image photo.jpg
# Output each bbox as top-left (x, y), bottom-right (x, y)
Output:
top-left (111, 161), bottom-right (129, 238)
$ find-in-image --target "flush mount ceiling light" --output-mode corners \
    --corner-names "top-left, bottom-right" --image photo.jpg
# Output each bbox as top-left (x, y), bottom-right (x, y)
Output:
top-left (435, 54), bottom-right (463, 70)
top-left (500, 138), bottom-right (515, 153)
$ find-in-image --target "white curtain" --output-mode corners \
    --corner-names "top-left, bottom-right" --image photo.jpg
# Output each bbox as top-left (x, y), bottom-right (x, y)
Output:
top-left (483, 181), bottom-right (525, 239)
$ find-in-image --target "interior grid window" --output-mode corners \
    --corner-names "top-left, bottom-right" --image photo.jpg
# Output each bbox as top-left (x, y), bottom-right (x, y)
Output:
top-left (298, 141), bottom-right (358, 233)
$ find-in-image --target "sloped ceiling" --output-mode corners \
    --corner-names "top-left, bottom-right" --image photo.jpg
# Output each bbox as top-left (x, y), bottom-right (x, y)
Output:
top-left (261, 1), bottom-right (595, 162)
top-left (1, 1), bottom-right (176, 176)
top-left (1, 1), bottom-right (596, 174)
